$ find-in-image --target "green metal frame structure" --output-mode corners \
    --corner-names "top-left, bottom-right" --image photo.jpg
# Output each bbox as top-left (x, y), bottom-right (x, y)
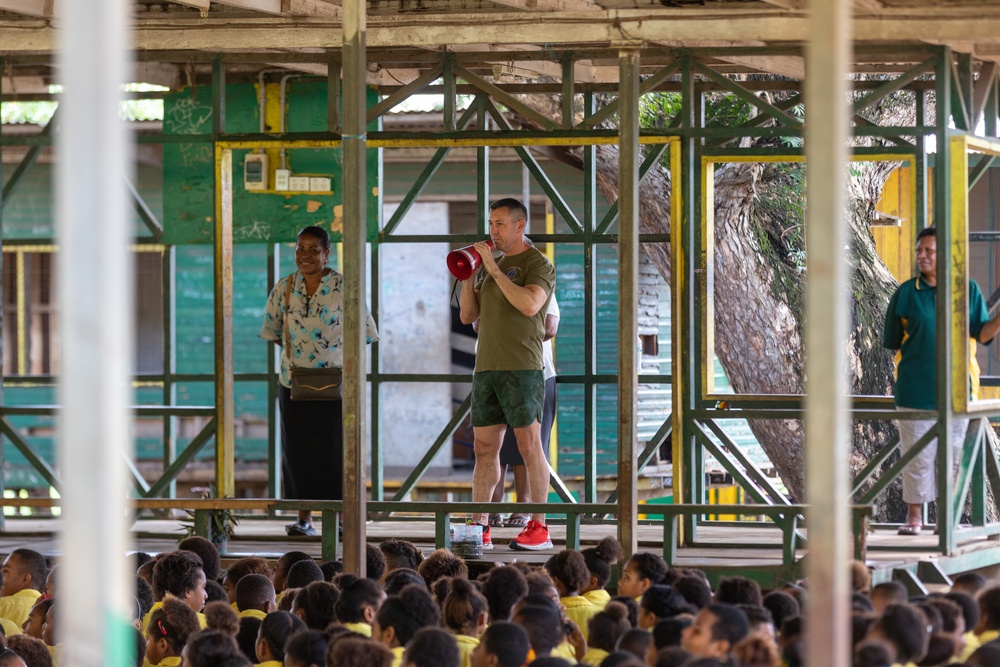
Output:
top-left (2, 44), bottom-right (1000, 577)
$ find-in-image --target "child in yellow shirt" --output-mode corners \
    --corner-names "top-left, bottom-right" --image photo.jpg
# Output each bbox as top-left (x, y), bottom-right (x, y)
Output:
top-left (145, 598), bottom-right (201, 667)
top-left (441, 578), bottom-right (488, 667)
top-left (334, 574), bottom-right (386, 637)
top-left (580, 537), bottom-right (624, 610)
top-left (255, 610), bottom-right (306, 666)
top-left (544, 550), bottom-right (598, 642)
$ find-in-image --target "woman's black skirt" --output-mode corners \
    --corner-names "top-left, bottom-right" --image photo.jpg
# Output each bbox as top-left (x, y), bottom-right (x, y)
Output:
top-left (277, 383), bottom-right (343, 500)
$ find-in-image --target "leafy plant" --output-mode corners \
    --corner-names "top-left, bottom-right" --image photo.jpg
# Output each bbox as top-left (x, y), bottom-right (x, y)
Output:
top-left (179, 483), bottom-right (239, 546)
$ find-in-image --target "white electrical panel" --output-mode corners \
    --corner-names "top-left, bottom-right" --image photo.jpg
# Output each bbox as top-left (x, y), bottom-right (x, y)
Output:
top-left (244, 154), bottom-right (268, 191)
top-left (309, 177), bottom-right (332, 192)
top-left (288, 176), bottom-right (310, 191)
top-left (274, 169), bottom-right (291, 191)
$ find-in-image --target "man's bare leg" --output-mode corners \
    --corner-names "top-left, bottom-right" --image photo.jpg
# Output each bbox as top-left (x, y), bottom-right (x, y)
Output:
top-left (472, 424), bottom-right (506, 525)
top-left (513, 421), bottom-right (547, 524)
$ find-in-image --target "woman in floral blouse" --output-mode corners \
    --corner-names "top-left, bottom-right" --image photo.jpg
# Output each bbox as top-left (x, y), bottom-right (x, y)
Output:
top-left (260, 226), bottom-right (379, 536)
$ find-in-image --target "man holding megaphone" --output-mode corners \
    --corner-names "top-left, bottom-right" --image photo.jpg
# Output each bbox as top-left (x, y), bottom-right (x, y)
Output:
top-left (458, 198), bottom-right (556, 551)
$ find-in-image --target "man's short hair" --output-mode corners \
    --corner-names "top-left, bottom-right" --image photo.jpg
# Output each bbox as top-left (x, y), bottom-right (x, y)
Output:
top-left (489, 198), bottom-right (528, 222)
top-left (11, 549), bottom-right (48, 592)
top-left (916, 226), bottom-right (936, 243)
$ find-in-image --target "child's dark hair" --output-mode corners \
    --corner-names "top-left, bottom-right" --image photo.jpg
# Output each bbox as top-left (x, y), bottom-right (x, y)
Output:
top-left (617, 627), bottom-right (652, 659)
top-left (206, 580), bottom-right (227, 604)
top-left (580, 536), bottom-right (624, 589)
top-left (203, 600), bottom-right (240, 636)
top-left (978, 585), bottom-right (1000, 630)
top-left (626, 553), bottom-right (668, 586)
top-left (148, 597), bottom-right (201, 656)
top-left (333, 574), bottom-right (385, 624)
top-left (224, 557), bottom-right (273, 586)
top-left (327, 636), bottom-right (393, 667)
top-left (952, 571), bottom-right (988, 595)
top-left (417, 549), bottom-right (468, 588)
top-left (481, 564), bottom-right (528, 623)
top-left (652, 646), bottom-right (693, 667)
top-left (511, 603), bottom-right (563, 655)
top-left (384, 568), bottom-right (427, 596)
top-left (235, 573), bottom-right (275, 613)
top-left (236, 617), bottom-right (261, 663)
top-left (379, 538), bottom-right (425, 574)
top-left (480, 621), bottom-right (530, 667)
top-left (544, 550), bottom-right (590, 595)
top-left (403, 627), bottom-right (460, 667)
top-left (283, 629), bottom-right (327, 667)
top-left (152, 551), bottom-right (205, 600)
top-left (739, 604), bottom-right (773, 631)
top-left (258, 611), bottom-right (306, 661)
top-left (944, 591), bottom-right (978, 632)
top-left (130, 552), bottom-right (154, 573)
top-left (705, 603), bottom-right (750, 648)
top-left (924, 597), bottom-right (963, 634)
top-left (873, 603), bottom-right (929, 663)
top-left (178, 536), bottom-right (221, 583)
top-left (714, 576), bottom-right (762, 607)
top-left (320, 560), bottom-right (343, 582)
top-left (641, 585), bottom-right (690, 620)
top-left (871, 581), bottom-right (908, 607)
top-left (732, 633), bottom-right (781, 667)
top-left (366, 544), bottom-right (387, 581)
top-left (292, 581), bottom-right (339, 630)
top-left (442, 576), bottom-right (488, 636)
top-left (6, 634), bottom-right (55, 667)
top-left (184, 629), bottom-right (251, 667)
top-left (587, 601), bottom-right (631, 652)
top-left (853, 639), bottom-right (896, 667)
top-left (610, 595), bottom-right (640, 628)
top-left (286, 559), bottom-right (324, 589)
top-left (525, 570), bottom-right (557, 597)
top-left (674, 575), bottom-right (712, 611)
top-left (762, 590), bottom-right (800, 631)
top-left (274, 551), bottom-right (313, 591)
top-left (651, 617), bottom-right (692, 650)
top-left (374, 584), bottom-right (440, 645)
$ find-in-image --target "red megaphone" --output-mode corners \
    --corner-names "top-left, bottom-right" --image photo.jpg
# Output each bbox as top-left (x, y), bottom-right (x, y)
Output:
top-left (447, 241), bottom-right (494, 280)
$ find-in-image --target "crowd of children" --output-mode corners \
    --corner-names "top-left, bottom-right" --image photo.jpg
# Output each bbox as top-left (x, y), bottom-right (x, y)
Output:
top-left (0, 534), bottom-right (999, 666)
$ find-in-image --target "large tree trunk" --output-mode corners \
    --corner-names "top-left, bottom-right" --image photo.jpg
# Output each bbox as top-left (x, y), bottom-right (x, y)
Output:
top-left (590, 145), bottom-right (903, 518)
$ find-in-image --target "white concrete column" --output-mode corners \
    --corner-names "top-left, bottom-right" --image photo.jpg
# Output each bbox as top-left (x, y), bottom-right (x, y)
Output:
top-left (804, 1), bottom-right (852, 666)
top-left (56, 0), bottom-right (134, 665)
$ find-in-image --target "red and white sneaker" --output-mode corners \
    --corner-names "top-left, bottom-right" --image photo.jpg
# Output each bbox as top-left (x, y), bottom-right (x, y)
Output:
top-left (509, 520), bottom-right (553, 551)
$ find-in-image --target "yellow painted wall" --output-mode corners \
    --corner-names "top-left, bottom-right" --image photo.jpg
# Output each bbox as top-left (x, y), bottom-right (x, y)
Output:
top-left (872, 166), bottom-right (917, 282)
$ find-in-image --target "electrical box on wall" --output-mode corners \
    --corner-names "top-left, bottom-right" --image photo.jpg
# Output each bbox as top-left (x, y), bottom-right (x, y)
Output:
top-left (274, 169), bottom-right (291, 191)
top-left (244, 154), bottom-right (269, 191)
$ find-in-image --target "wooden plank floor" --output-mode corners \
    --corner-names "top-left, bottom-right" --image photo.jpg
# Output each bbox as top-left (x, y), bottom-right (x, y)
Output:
top-left (2, 517), bottom-right (999, 583)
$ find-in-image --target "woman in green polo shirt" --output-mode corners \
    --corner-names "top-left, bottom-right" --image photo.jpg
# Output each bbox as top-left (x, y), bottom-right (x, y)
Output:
top-left (883, 226), bottom-right (1000, 536)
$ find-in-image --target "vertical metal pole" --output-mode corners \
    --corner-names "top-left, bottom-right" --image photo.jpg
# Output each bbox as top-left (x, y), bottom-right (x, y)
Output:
top-left (443, 57), bottom-right (455, 133)
top-left (162, 244), bottom-right (177, 498)
top-left (266, 243), bottom-right (280, 499)
top-left (342, 0), bottom-right (368, 576)
top-left (370, 114), bottom-right (384, 504)
top-left (56, 0), bottom-right (133, 663)
top-left (935, 47), bottom-right (956, 554)
top-left (477, 98), bottom-right (490, 231)
top-left (582, 91), bottom-right (597, 505)
top-left (678, 55), bottom-right (700, 544)
top-left (617, 50), bottom-right (640, 558)
top-left (328, 58), bottom-right (341, 134)
top-left (213, 59), bottom-right (235, 497)
top-left (804, 1), bottom-right (851, 666)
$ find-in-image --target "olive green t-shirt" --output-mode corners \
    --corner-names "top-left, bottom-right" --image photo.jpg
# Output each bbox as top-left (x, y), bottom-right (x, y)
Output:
top-left (474, 247), bottom-right (555, 372)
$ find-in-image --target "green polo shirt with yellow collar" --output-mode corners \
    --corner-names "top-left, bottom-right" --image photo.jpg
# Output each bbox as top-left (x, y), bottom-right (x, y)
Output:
top-left (883, 276), bottom-right (990, 409)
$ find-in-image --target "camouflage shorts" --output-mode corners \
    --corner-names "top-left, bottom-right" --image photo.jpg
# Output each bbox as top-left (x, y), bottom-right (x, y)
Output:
top-left (471, 370), bottom-right (545, 428)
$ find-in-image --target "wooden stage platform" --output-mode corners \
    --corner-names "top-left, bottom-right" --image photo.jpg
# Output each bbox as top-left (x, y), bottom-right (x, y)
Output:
top-left (1, 516), bottom-right (999, 592)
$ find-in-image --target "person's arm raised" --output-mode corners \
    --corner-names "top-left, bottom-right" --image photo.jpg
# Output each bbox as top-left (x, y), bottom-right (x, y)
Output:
top-left (476, 242), bottom-right (548, 317)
